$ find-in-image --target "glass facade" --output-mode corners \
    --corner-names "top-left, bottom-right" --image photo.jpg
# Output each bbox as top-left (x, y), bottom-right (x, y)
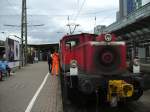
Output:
top-left (127, 0), bottom-right (135, 14)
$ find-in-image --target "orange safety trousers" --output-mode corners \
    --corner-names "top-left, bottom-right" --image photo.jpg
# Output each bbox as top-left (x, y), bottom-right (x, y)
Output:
top-left (51, 53), bottom-right (59, 75)
top-left (51, 61), bottom-right (59, 75)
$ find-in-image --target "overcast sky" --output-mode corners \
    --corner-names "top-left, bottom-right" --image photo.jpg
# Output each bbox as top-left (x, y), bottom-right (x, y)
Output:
top-left (0, 0), bottom-right (149, 44)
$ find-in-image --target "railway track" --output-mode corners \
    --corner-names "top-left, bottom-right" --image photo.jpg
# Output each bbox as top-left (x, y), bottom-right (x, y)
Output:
top-left (60, 74), bottom-right (150, 112)
top-left (63, 101), bottom-right (150, 112)
top-left (62, 90), bottom-right (150, 112)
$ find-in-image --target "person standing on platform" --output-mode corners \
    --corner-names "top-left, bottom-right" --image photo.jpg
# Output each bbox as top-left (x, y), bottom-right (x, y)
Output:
top-left (51, 49), bottom-right (59, 76)
top-left (47, 51), bottom-right (52, 73)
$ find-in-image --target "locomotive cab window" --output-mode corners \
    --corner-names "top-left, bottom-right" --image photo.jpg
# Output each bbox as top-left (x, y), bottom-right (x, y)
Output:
top-left (65, 39), bottom-right (79, 49)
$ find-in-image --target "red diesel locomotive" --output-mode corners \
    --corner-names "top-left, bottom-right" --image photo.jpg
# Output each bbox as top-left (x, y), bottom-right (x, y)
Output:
top-left (60, 33), bottom-right (143, 107)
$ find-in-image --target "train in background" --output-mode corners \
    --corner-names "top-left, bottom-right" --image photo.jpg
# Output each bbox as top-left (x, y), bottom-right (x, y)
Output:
top-left (60, 33), bottom-right (144, 107)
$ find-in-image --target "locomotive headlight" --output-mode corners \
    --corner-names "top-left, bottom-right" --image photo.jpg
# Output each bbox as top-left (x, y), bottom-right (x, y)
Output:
top-left (70, 60), bottom-right (78, 76)
top-left (105, 34), bottom-right (112, 42)
top-left (70, 60), bottom-right (77, 68)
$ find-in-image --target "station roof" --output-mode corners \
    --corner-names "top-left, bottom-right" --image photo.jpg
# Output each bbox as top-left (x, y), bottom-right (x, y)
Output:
top-left (28, 43), bottom-right (59, 48)
top-left (28, 43), bottom-right (59, 52)
top-left (103, 2), bottom-right (150, 44)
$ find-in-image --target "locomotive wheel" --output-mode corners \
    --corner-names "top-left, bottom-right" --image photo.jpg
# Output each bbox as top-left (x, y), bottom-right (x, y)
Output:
top-left (60, 73), bottom-right (87, 107)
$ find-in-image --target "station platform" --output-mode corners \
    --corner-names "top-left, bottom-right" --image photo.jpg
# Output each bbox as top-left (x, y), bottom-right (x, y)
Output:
top-left (140, 63), bottom-right (150, 73)
top-left (0, 62), bottom-right (63, 112)
top-left (127, 61), bottom-right (150, 73)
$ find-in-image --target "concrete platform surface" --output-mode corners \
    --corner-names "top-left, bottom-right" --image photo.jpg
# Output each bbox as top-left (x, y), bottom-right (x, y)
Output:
top-left (0, 62), bottom-right (63, 112)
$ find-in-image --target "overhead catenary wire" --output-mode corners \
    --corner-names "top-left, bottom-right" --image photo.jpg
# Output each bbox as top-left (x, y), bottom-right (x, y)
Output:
top-left (2, 0), bottom-right (118, 36)
top-left (0, 7), bottom-right (117, 18)
top-left (65, 0), bottom-right (86, 34)
top-left (5, 0), bottom-right (21, 15)
top-left (73, 0), bottom-right (86, 22)
top-left (2, 0), bottom-right (21, 36)
top-left (2, 13), bottom-right (116, 32)
top-left (66, 2), bottom-right (117, 34)
top-left (3, 0), bottom-right (118, 21)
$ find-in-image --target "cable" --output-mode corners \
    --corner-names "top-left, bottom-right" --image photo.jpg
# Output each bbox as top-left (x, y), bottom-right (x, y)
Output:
top-left (6, 0), bottom-right (16, 6)
top-left (73, 0), bottom-right (87, 22)
top-left (0, 7), bottom-right (117, 18)
top-left (5, 0), bottom-right (21, 15)
top-left (64, 0), bottom-right (87, 34)
top-left (79, 8), bottom-right (118, 16)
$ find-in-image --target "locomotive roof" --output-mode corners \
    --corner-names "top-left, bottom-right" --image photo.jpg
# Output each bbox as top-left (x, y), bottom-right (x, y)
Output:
top-left (61, 33), bottom-right (97, 40)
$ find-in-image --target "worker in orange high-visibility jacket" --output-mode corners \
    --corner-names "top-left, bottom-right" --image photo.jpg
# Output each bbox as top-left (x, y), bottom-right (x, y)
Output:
top-left (51, 50), bottom-right (59, 76)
